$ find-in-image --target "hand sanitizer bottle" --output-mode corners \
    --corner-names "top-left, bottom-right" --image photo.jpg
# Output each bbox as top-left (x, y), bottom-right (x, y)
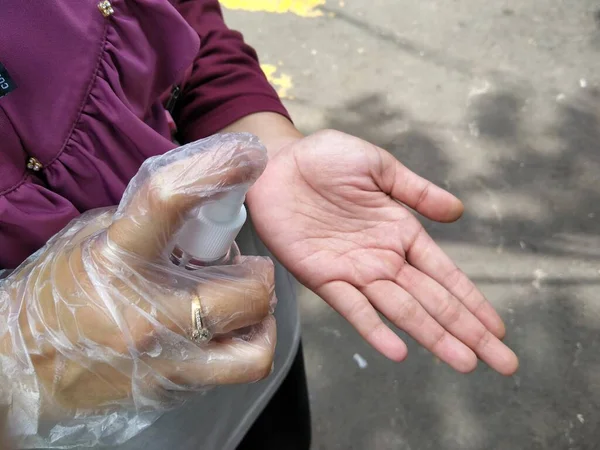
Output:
top-left (170, 186), bottom-right (248, 269)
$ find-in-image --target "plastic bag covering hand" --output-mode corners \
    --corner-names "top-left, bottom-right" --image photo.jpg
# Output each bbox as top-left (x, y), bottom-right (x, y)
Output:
top-left (0, 133), bottom-right (276, 448)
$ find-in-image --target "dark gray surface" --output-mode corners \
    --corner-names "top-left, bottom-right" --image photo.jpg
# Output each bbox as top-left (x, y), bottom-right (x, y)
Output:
top-left (226, 2), bottom-right (600, 449)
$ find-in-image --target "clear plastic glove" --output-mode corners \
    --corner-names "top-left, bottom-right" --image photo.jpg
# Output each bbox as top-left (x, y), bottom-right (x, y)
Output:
top-left (0, 133), bottom-right (275, 448)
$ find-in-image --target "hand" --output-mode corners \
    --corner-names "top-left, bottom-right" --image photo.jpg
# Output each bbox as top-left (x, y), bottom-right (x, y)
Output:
top-left (0, 134), bottom-right (276, 447)
top-left (247, 129), bottom-right (518, 375)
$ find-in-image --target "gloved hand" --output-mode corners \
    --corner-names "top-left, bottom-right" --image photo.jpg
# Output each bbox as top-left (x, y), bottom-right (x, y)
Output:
top-left (0, 134), bottom-right (275, 448)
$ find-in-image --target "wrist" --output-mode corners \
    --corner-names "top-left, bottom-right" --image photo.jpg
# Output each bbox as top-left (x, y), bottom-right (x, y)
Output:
top-left (219, 112), bottom-right (303, 157)
top-left (219, 112), bottom-right (303, 207)
top-left (263, 132), bottom-right (303, 157)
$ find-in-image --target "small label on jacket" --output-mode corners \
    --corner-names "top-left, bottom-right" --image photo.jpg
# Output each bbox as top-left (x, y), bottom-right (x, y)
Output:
top-left (0, 62), bottom-right (17, 98)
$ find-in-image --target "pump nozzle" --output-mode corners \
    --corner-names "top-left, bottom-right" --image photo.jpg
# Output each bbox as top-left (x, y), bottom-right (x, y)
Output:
top-left (202, 187), bottom-right (247, 223)
top-left (174, 185), bottom-right (249, 263)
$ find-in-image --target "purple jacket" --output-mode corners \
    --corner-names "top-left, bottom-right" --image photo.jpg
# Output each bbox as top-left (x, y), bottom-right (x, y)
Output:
top-left (0, 0), bottom-right (288, 269)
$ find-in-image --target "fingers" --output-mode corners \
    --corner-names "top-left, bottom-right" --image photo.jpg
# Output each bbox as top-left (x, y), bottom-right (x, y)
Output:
top-left (395, 264), bottom-right (519, 375)
top-left (193, 257), bottom-right (275, 336)
top-left (106, 133), bottom-right (267, 261)
top-left (317, 281), bottom-right (408, 362)
top-left (373, 148), bottom-right (464, 222)
top-left (406, 229), bottom-right (507, 338)
top-left (363, 280), bottom-right (478, 373)
top-left (90, 256), bottom-right (276, 389)
top-left (148, 257), bottom-right (276, 339)
top-left (150, 315), bottom-right (277, 386)
top-left (205, 315), bottom-right (277, 384)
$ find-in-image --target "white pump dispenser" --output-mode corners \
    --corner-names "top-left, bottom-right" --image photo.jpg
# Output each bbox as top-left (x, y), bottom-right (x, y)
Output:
top-left (170, 186), bottom-right (248, 268)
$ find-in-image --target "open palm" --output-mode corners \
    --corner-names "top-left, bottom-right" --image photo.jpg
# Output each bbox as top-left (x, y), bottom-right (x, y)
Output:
top-left (247, 130), bottom-right (518, 375)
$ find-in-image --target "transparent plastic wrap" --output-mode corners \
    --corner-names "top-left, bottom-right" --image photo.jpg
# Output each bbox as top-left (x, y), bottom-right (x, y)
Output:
top-left (0, 133), bottom-right (277, 449)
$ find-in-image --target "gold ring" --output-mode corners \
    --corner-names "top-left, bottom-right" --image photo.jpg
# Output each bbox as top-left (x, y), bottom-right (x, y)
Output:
top-left (191, 295), bottom-right (211, 343)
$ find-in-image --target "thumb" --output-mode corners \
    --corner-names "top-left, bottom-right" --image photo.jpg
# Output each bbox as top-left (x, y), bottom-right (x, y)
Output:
top-left (106, 133), bottom-right (267, 261)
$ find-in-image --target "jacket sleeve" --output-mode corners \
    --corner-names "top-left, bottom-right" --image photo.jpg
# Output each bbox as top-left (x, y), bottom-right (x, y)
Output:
top-left (172, 0), bottom-right (291, 142)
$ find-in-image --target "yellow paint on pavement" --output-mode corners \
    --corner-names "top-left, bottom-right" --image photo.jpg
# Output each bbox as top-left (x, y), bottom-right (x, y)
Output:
top-left (221, 0), bottom-right (325, 17)
top-left (261, 64), bottom-right (293, 98)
